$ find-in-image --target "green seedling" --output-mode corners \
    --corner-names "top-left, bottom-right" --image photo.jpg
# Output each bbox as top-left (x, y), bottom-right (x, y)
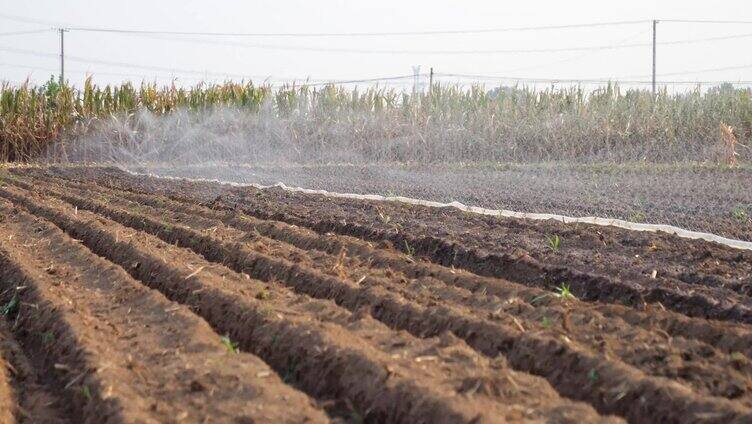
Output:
top-left (628, 210), bottom-right (646, 223)
top-left (732, 204), bottom-right (749, 222)
top-left (546, 234), bottom-right (561, 252)
top-left (588, 369), bottom-right (599, 383)
top-left (531, 283), bottom-right (577, 304)
top-left (554, 284), bottom-right (577, 301)
top-left (42, 331), bottom-right (55, 344)
top-left (541, 316), bottom-right (553, 328)
top-left (1, 295), bottom-right (19, 316)
top-left (81, 385), bottom-right (92, 401)
top-left (220, 335), bottom-right (239, 354)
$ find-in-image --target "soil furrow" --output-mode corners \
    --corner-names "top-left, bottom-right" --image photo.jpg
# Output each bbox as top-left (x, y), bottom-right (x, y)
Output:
top-left (31, 165), bottom-right (752, 285)
top-left (10, 182), bottom-right (751, 423)
top-left (0, 319), bottom-right (69, 423)
top-left (237, 201), bottom-right (752, 323)
top-left (33, 174), bottom-right (752, 405)
top-left (30, 166), bottom-right (749, 323)
top-left (0, 184), bottom-right (614, 423)
top-left (0, 200), bottom-right (329, 423)
top-left (0, 322), bottom-right (17, 424)
top-left (45, 174), bottom-right (752, 361)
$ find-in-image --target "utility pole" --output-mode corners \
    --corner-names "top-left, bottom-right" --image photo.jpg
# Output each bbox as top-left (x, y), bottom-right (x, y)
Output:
top-left (59, 28), bottom-right (67, 85)
top-left (652, 20), bottom-right (658, 97)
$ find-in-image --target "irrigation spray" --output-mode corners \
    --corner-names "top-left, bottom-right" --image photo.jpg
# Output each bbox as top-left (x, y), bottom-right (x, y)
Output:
top-left (36, 85), bottom-right (752, 245)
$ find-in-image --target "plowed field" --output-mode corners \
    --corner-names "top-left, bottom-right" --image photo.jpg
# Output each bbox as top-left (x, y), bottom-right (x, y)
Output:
top-left (0, 165), bottom-right (751, 423)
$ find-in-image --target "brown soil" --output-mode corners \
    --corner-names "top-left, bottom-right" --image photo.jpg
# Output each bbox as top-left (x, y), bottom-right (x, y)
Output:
top-left (0, 322), bottom-right (22, 424)
top-left (1, 164), bottom-right (752, 423)
top-left (0, 199), bottom-right (329, 423)
top-left (41, 166), bottom-right (751, 322)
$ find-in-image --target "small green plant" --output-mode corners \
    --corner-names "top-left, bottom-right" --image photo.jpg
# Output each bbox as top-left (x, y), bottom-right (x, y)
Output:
top-left (1, 295), bottom-right (18, 316)
top-left (42, 331), bottom-right (55, 344)
top-left (541, 316), bottom-right (553, 328)
top-left (628, 210), bottom-right (646, 223)
top-left (554, 284), bottom-right (577, 301)
top-left (81, 385), bottom-right (92, 401)
top-left (732, 204), bottom-right (749, 222)
top-left (546, 234), bottom-right (561, 252)
top-left (403, 240), bottom-right (415, 257)
top-left (588, 369), bottom-right (599, 383)
top-left (530, 284), bottom-right (576, 304)
top-left (220, 335), bottom-right (239, 354)
top-left (255, 289), bottom-right (271, 300)
top-left (731, 352), bottom-right (746, 361)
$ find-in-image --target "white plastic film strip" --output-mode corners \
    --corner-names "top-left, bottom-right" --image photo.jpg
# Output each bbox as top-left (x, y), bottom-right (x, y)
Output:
top-left (128, 170), bottom-right (752, 251)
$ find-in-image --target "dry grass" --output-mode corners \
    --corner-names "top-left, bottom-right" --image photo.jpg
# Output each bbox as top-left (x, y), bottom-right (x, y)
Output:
top-left (720, 122), bottom-right (739, 167)
top-left (2, 77), bottom-right (752, 163)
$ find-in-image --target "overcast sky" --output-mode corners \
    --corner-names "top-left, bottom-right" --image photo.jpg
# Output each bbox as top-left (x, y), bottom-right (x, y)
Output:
top-left (1, 0), bottom-right (752, 89)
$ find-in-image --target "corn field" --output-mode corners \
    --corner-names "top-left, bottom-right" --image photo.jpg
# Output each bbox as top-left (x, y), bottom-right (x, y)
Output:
top-left (2, 76), bottom-right (752, 163)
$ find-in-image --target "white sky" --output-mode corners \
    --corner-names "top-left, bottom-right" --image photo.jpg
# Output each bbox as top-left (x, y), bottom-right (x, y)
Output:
top-left (1, 0), bottom-right (752, 89)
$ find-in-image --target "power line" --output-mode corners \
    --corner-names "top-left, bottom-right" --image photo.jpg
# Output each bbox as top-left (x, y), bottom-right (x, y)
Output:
top-left (111, 30), bottom-right (752, 56)
top-left (63, 20), bottom-right (651, 37)
top-left (658, 63), bottom-right (752, 77)
top-left (0, 29), bottom-right (52, 37)
top-left (130, 33), bottom-right (647, 55)
top-left (659, 31), bottom-right (752, 46)
top-left (4, 41), bottom-right (750, 86)
top-left (1, 12), bottom-right (750, 86)
top-left (0, 62), bottom-right (58, 73)
top-left (300, 75), bottom-right (417, 86)
top-left (469, 30), bottom-right (649, 74)
top-left (0, 45), bottom-right (276, 80)
top-left (617, 62), bottom-right (752, 79)
top-left (0, 62), bottom-right (223, 82)
top-left (435, 73), bottom-right (638, 83)
top-left (0, 12), bottom-right (65, 27)
top-left (433, 73), bottom-right (752, 85)
top-left (661, 19), bottom-right (752, 25)
top-left (2, 61), bottom-right (751, 87)
top-left (0, 47), bottom-right (417, 86)
top-left (0, 13), bottom-right (652, 37)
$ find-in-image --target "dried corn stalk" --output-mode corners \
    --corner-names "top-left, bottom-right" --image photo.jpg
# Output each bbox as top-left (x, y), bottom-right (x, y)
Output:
top-left (719, 122), bottom-right (738, 167)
